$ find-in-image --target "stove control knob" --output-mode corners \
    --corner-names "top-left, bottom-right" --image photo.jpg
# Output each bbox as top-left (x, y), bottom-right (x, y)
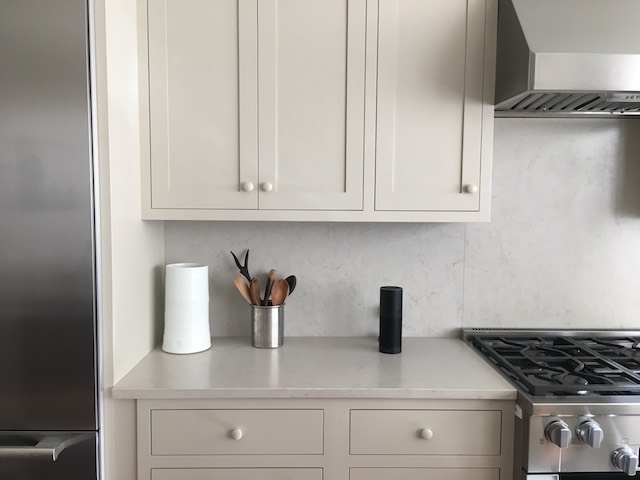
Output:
top-left (576, 420), bottom-right (604, 448)
top-left (544, 420), bottom-right (572, 448)
top-left (612, 447), bottom-right (639, 476)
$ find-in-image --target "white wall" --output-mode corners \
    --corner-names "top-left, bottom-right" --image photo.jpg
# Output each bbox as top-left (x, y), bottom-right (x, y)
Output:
top-left (94, 0), bottom-right (165, 479)
top-left (165, 118), bottom-right (640, 337)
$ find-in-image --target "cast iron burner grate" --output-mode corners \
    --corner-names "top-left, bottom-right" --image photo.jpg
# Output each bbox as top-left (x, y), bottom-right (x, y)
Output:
top-left (468, 335), bottom-right (640, 396)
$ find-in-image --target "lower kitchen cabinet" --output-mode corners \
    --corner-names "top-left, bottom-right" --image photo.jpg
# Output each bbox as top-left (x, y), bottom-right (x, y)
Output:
top-left (151, 468), bottom-right (322, 480)
top-left (349, 409), bottom-right (501, 455)
top-left (350, 468), bottom-right (500, 480)
top-left (150, 409), bottom-right (323, 455)
top-left (135, 399), bottom-right (513, 480)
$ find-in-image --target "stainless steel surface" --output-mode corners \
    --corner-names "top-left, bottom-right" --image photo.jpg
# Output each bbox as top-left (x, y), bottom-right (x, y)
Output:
top-left (0, 0), bottom-right (99, 478)
top-left (494, 0), bottom-right (640, 116)
top-left (0, 0), bottom-right (97, 432)
top-left (0, 432), bottom-right (94, 461)
top-left (522, 412), bottom-right (640, 474)
top-left (251, 305), bottom-right (284, 348)
top-left (463, 328), bottom-right (640, 337)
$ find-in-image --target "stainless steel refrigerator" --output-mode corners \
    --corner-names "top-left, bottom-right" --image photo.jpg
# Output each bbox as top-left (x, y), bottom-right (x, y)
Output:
top-left (0, 0), bottom-right (99, 478)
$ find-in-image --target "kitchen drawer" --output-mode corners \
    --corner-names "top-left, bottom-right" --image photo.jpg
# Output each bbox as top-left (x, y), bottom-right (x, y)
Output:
top-left (350, 468), bottom-right (499, 480)
top-left (152, 468), bottom-right (322, 480)
top-left (350, 410), bottom-right (501, 455)
top-left (151, 409), bottom-right (323, 455)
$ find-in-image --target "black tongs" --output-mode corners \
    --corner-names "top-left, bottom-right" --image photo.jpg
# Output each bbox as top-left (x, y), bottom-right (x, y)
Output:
top-left (230, 249), bottom-right (251, 283)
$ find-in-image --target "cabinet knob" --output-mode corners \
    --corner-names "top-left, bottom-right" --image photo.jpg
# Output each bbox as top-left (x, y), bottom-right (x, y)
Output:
top-left (419, 428), bottom-right (433, 440)
top-left (230, 428), bottom-right (243, 440)
top-left (261, 182), bottom-right (273, 192)
top-left (241, 182), bottom-right (254, 192)
top-left (465, 184), bottom-right (478, 194)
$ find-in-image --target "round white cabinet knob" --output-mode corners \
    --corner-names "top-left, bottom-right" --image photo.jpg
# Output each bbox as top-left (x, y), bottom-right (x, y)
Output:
top-left (261, 182), bottom-right (273, 192)
top-left (465, 184), bottom-right (478, 194)
top-left (241, 182), bottom-right (254, 192)
top-left (230, 428), bottom-right (243, 440)
top-left (419, 428), bottom-right (433, 440)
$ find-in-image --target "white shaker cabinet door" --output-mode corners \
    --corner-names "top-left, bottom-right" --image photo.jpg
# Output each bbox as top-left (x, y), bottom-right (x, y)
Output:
top-left (257, 0), bottom-right (366, 211)
top-left (148, 0), bottom-right (258, 209)
top-left (375, 0), bottom-right (489, 212)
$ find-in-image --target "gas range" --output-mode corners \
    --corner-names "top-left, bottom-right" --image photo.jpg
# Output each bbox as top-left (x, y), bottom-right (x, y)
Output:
top-left (462, 329), bottom-right (640, 479)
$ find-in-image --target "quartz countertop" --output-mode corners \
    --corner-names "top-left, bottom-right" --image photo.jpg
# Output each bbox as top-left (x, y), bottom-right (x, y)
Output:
top-left (111, 337), bottom-right (516, 400)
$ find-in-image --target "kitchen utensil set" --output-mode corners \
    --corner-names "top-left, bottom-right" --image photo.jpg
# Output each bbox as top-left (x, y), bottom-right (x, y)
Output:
top-left (231, 250), bottom-right (296, 306)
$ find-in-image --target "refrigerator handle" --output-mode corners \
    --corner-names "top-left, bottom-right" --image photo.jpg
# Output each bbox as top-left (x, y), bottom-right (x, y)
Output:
top-left (0, 433), bottom-right (94, 461)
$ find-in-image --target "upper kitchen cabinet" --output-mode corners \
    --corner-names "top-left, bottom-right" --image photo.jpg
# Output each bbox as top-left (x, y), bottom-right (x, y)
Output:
top-left (375, 0), bottom-right (495, 218)
top-left (143, 0), bottom-right (366, 217)
top-left (140, 0), bottom-right (497, 221)
top-left (146, 0), bottom-right (259, 211)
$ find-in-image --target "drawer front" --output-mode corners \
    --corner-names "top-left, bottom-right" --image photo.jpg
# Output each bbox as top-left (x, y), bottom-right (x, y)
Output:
top-left (350, 410), bottom-right (501, 455)
top-left (152, 468), bottom-right (323, 480)
top-left (151, 409), bottom-right (323, 455)
top-left (350, 468), bottom-right (499, 480)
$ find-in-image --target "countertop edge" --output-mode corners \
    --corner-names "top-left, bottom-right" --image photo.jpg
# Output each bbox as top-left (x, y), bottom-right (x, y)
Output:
top-left (111, 387), bottom-right (518, 401)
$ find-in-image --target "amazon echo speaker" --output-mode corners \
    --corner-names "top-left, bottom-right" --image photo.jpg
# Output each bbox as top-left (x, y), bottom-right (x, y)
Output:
top-left (379, 286), bottom-right (402, 354)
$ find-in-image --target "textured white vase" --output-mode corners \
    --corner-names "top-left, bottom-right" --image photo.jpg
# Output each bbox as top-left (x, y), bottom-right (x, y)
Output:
top-left (162, 263), bottom-right (211, 354)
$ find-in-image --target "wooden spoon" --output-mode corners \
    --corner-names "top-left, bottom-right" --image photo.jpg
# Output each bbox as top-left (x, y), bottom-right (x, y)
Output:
top-left (233, 275), bottom-right (252, 304)
top-left (249, 277), bottom-right (261, 306)
top-left (270, 279), bottom-right (290, 306)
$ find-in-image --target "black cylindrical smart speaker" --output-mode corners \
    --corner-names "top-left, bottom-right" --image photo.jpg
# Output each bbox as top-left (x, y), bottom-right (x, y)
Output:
top-left (379, 286), bottom-right (402, 354)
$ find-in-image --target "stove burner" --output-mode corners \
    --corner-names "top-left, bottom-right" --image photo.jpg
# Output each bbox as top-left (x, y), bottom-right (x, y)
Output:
top-left (470, 334), bottom-right (640, 396)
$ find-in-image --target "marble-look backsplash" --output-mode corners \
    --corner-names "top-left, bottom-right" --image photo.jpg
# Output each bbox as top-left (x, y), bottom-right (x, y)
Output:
top-left (165, 118), bottom-right (640, 338)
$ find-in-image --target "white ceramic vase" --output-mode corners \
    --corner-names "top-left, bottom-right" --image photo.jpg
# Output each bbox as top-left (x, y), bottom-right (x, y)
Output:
top-left (162, 263), bottom-right (211, 354)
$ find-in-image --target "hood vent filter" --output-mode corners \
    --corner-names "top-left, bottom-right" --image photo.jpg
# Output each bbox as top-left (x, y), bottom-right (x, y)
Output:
top-left (497, 92), bottom-right (640, 117)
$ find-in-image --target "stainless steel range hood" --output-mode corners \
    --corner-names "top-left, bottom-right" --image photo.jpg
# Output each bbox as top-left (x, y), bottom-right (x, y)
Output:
top-left (495, 0), bottom-right (640, 117)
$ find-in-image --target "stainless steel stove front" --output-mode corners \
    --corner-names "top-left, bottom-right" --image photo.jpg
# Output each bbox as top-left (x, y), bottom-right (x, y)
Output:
top-left (515, 398), bottom-right (640, 479)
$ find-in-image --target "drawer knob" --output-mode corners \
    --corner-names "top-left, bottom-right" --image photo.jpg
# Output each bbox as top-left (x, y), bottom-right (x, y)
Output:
top-left (241, 182), bottom-right (254, 192)
top-left (261, 182), bottom-right (273, 192)
top-left (419, 428), bottom-right (433, 440)
top-left (465, 184), bottom-right (478, 194)
top-left (230, 428), bottom-right (243, 440)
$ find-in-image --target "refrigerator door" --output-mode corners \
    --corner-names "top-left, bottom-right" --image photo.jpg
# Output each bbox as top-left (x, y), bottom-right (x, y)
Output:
top-left (0, 0), bottom-right (97, 431)
top-left (0, 432), bottom-right (98, 480)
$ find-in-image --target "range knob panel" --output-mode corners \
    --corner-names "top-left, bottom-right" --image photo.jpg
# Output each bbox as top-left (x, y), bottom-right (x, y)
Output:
top-left (576, 420), bottom-right (604, 448)
top-left (544, 420), bottom-right (572, 449)
top-left (612, 447), bottom-right (639, 476)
